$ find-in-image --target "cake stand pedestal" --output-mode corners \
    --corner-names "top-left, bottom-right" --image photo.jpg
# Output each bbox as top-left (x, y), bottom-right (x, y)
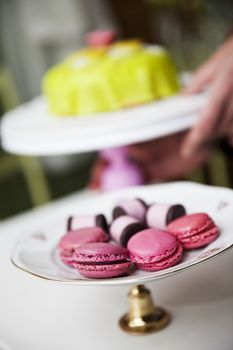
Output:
top-left (119, 284), bottom-right (170, 335)
top-left (0, 85), bottom-right (221, 336)
top-left (10, 182), bottom-right (233, 335)
top-left (1, 89), bottom-right (229, 336)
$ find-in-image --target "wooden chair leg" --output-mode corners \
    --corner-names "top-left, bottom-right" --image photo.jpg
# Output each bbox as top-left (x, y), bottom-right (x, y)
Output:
top-left (206, 148), bottom-right (231, 188)
top-left (185, 168), bottom-right (206, 184)
top-left (0, 155), bottom-right (19, 181)
top-left (18, 156), bottom-right (51, 206)
top-left (0, 67), bottom-right (51, 207)
top-left (185, 146), bottom-right (231, 187)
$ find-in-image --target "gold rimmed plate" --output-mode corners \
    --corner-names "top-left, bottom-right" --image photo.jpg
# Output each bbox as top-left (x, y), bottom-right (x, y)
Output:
top-left (11, 182), bottom-right (233, 286)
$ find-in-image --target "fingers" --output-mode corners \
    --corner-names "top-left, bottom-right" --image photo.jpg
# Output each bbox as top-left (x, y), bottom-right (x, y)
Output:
top-left (183, 35), bottom-right (233, 95)
top-left (181, 71), bottom-right (233, 158)
top-left (142, 143), bottom-right (211, 181)
top-left (224, 98), bottom-right (233, 144)
top-left (221, 101), bottom-right (233, 133)
top-left (127, 131), bottom-right (211, 182)
top-left (128, 132), bottom-right (187, 165)
top-left (128, 142), bottom-right (156, 164)
top-left (183, 59), bottom-right (215, 94)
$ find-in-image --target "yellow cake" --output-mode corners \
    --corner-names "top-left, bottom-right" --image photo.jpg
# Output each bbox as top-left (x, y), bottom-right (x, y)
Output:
top-left (43, 40), bottom-right (180, 116)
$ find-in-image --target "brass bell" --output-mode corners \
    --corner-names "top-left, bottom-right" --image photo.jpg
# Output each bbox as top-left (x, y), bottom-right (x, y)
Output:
top-left (119, 284), bottom-right (170, 335)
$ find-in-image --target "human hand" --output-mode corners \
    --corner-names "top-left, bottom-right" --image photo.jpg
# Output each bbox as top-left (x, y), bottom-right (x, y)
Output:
top-left (127, 131), bottom-right (211, 182)
top-left (182, 35), bottom-right (233, 157)
top-left (88, 132), bottom-right (211, 189)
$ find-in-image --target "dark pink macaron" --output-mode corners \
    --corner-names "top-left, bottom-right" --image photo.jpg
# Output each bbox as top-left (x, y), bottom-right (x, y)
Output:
top-left (58, 227), bottom-right (108, 266)
top-left (73, 242), bottom-right (132, 278)
top-left (167, 213), bottom-right (219, 249)
top-left (127, 228), bottom-right (183, 271)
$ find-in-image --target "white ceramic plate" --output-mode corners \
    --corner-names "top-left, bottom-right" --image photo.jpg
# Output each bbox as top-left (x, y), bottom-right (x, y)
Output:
top-left (1, 94), bottom-right (207, 156)
top-left (11, 182), bottom-right (233, 286)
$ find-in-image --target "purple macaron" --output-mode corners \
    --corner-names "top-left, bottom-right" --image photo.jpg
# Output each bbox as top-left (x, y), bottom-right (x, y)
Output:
top-left (58, 227), bottom-right (109, 266)
top-left (73, 242), bottom-right (132, 278)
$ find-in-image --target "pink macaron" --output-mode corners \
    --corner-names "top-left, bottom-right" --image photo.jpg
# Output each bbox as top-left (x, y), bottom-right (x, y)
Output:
top-left (73, 242), bottom-right (132, 278)
top-left (166, 213), bottom-right (219, 249)
top-left (58, 227), bottom-right (108, 266)
top-left (127, 228), bottom-right (183, 271)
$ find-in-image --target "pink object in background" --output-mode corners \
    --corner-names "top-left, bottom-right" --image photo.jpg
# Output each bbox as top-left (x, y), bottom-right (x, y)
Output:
top-left (100, 147), bottom-right (144, 191)
top-left (86, 30), bottom-right (116, 47)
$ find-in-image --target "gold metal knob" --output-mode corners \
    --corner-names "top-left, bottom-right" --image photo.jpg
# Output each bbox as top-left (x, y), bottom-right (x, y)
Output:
top-left (119, 284), bottom-right (170, 335)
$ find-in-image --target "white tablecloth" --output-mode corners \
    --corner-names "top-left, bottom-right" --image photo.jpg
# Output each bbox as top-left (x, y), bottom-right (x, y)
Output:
top-left (0, 190), bottom-right (233, 350)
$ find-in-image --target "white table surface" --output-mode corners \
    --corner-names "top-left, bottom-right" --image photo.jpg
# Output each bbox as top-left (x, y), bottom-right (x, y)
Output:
top-left (0, 189), bottom-right (233, 350)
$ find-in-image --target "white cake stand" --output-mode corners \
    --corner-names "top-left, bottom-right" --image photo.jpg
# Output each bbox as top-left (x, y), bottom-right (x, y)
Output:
top-left (0, 94), bottom-right (207, 155)
top-left (2, 93), bottom-right (230, 335)
top-left (11, 182), bottom-right (233, 335)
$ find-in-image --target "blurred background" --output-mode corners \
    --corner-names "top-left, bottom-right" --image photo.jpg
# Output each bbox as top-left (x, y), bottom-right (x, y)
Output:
top-left (0, 0), bottom-right (233, 219)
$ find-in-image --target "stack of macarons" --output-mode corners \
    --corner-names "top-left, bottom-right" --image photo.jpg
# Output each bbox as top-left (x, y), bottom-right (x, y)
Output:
top-left (57, 197), bottom-right (219, 279)
top-left (58, 227), bottom-right (109, 266)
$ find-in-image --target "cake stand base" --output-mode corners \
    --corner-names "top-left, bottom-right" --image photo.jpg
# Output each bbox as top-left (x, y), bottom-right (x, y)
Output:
top-left (119, 284), bottom-right (170, 335)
